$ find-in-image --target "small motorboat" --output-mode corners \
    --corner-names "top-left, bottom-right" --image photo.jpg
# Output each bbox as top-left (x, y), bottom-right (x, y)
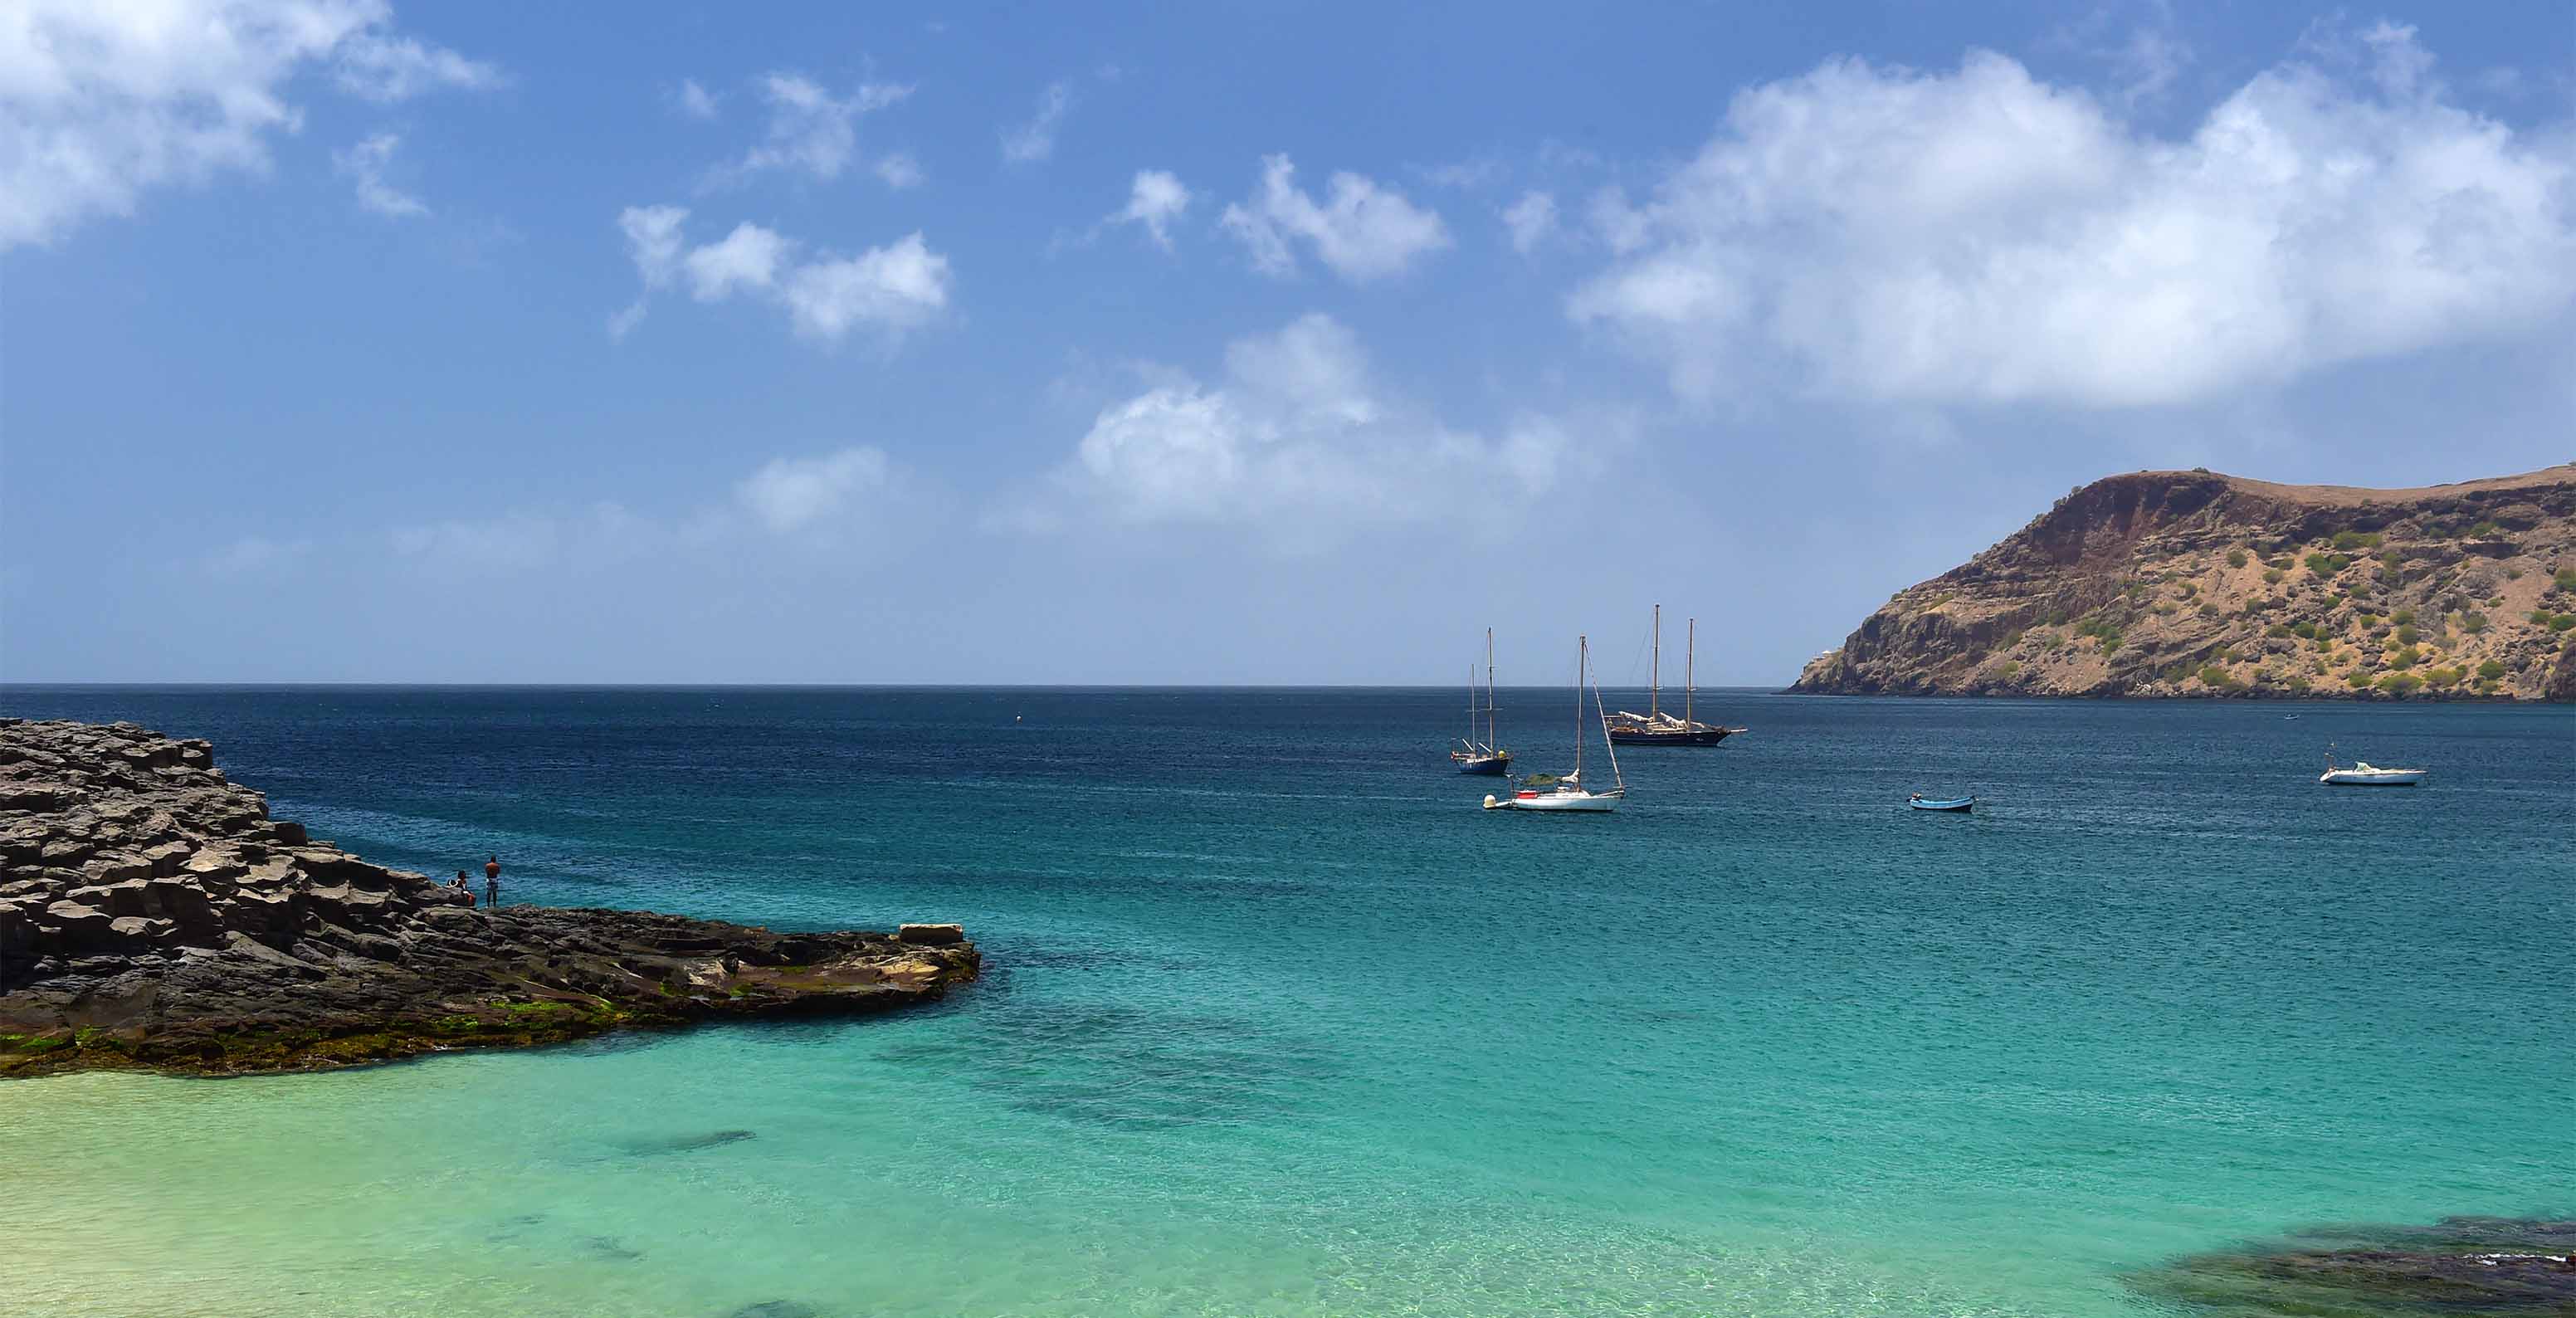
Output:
top-left (1908, 793), bottom-right (1974, 812)
top-left (2320, 760), bottom-right (2427, 786)
top-left (2319, 745), bottom-right (2426, 786)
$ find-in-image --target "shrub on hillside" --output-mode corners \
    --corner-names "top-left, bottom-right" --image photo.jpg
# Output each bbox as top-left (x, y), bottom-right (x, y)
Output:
top-left (2477, 660), bottom-right (2507, 680)
top-left (2457, 611), bottom-right (2486, 633)
top-left (2331, 530), bottom-right (2382, 551)
top-left (2375, 672), bottom-right (2423, 696)
top-left (2227, 549), bottom-right (2248, 568)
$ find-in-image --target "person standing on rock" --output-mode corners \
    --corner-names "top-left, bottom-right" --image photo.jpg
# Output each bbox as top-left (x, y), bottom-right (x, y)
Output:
top-left (484, 855), bottom-right (501, 909)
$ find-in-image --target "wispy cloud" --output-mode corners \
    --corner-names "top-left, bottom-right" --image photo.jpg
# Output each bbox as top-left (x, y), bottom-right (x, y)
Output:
top-left (1501, 191), bottom-right (1556, 254)
top-left (0, 1), bottom-right (498, 249)
top-left (675, 77), bottom-right (720, 120)
top-left (1109, 170), bottom-right (1193, 249)
top-left (333, 133), bottom-right (428, 218)
top-left (734, 447), bottom-right (892, 531)
top-left (1000, 80), bottom-right (1074, 164)
top-left (705, 72), bottom-right (914, 188)
top-left (1219, 155), bottom-right (1451, 282)
top-left (331, 31), bottom-right (504, 102)
top-left (611, 205), bottom-right (951, 344)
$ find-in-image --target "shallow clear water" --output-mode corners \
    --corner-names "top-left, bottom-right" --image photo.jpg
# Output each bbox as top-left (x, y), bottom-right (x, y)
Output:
top-left (2, 687), bottom-right (2569, 1317)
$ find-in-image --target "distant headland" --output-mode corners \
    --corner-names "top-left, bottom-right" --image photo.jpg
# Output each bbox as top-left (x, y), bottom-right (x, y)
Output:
top-left (0, 718), bottom-right (977, 1078)
top-left (1791, 464), bottom-right (2576, 700)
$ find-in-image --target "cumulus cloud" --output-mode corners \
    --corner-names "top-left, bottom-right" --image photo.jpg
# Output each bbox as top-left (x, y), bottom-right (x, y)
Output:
top-left (710, 72), bottom-right (912, 187)
top-left (1000, 80), bottom-right (1073, 164)
top-left (1219, 155), bottom-right (1451, 281)
top-left (0, 0), bottom-right (497, 248)
top-left (1110, 169), bottom-right (1192, 248)
top-left (1568, 30), bottom-right (2576, 409)
top-left (734, 447), bottom-right (891, 531)
top-left (1037, 313), bottom-right (1576, 543)
top-left (1502, 190), bottom-right (1557, 254)
top-left (332, 133), bottom-right (426, 217)
top-left (611, 206), bottom-right (950, 344)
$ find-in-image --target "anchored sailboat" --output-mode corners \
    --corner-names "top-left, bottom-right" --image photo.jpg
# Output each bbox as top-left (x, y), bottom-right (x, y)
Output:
top-left (1484, 634), bottom-right (1625, 812)
top-left (1451, 628), bottom-right (1512, 775)
top-left (1608, 606), bottom-right (1747, 745)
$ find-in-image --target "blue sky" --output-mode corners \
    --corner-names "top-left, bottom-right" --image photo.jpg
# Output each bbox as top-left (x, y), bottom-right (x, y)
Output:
top-left (2, 0), bottom-right (2570, 684)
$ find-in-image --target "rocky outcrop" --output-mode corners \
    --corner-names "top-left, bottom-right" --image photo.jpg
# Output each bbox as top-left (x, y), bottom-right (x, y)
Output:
top-left (2126, 1216), bottom-right (2576, 1316)
top-left (1791, 464), bottom-right (2576, 700)
top-left (0, 719), bottom-right (978, 1078)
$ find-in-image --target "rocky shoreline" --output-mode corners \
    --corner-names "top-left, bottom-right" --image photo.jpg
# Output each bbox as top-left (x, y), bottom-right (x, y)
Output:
top-left (0, 718), bottom-right (978, 1079)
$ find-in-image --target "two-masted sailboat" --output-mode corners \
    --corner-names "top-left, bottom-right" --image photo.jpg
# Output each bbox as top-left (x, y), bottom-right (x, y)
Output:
top-left (1607, 605), bottom-right (1746, 746)
top-left (1484, 634), bottom-right (1625, 812)
top-left (1450, 627), bottom-right (1511, 775)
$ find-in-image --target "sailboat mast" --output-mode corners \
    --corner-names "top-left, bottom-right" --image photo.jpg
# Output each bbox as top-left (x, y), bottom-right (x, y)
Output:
top-left (1686, 617), bottom-right (1695, 729)
top-left (1485, 627), bottom-right (1497, 749)
top-left (1573, 635), bottom-right (1586, 779)
top-left (1650, 604), bottom-right (1660, 719)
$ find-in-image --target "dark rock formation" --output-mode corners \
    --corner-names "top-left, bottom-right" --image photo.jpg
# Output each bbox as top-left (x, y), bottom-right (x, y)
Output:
top-left (1791, 464), bottom-right (2576, 700)
top-left (2126, 1216), bottom-right (2576, 1316)
top-left (0, 718), bottom-right (978, 1078)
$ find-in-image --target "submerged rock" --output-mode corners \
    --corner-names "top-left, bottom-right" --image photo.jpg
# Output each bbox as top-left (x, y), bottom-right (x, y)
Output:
top-left (0, 718), bottom-right (979, 1078)
top-left (2127, 1215), bottom-right (2576, 1316)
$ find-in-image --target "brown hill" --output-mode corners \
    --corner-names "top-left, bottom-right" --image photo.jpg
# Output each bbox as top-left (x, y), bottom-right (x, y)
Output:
top-left (1790, 464), bottom-right (2576, 700)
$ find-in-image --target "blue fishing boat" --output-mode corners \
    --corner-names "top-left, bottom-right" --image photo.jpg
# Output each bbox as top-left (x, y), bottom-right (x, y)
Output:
top-left (1908, 793), bottom-right (1974, 812)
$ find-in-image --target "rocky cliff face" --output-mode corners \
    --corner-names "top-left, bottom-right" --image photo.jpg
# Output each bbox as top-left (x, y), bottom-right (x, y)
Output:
top-left (1791, 465), bottom-right (2576, 700)
top-left (0, 718), bottom-right (978, 1077)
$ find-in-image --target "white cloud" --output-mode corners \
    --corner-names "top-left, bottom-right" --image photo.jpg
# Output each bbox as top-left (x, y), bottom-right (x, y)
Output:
top-left (330, 31), bottom-right (501, 102)
top-left (0, 0), bottom-right (496, 249)
top-left (1219, 154), bottom-right (1451, 281)
top-left (676, 78), bottom-right (720, 120)
top-left (613, 206), bottom-right (949, 344)
top-left (1502, 190), bottom-right (1556, 254)
top-left (618, 204), bottom-right (689, 286)
top-left (1569, 32), bottom-right (2576, 409)
top-left (734, 447), bottom-right (891, 531)
top-left (197, 535), bottom-right (310, 578)
top-left (713, 71), bottom-right (912, 186)
top-left (1110, 169), bottom-right (1192, 249)
top-left (332, 133), bottom-right (425, 217)
top-left (1040, 313), bottom-right (1576, 543)
top-left (874, 153), bottom-right (924, 189)
top-left (1000, 80), bottom-right (1073, 164)
top-left (778, 234), bottom-right (950, 339)
top-left (683, 222), bottom-right (790, 299)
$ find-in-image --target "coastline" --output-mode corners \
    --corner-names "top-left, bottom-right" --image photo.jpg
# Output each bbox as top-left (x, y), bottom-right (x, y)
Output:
top-left (0, 718), bottom-right (978, 1079)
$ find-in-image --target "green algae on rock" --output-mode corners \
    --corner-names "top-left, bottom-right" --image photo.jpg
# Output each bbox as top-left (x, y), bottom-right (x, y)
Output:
top-left (0, 718), bottom-right (978, 1078)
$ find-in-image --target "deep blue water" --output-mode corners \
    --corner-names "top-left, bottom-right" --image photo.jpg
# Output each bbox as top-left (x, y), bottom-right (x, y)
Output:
top-left (0, 686), bottom-right (2569, 1317)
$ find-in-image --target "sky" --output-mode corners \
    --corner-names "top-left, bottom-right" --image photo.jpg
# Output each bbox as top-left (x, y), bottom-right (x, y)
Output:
top-left (2, 0), bottom-right (2571, 686)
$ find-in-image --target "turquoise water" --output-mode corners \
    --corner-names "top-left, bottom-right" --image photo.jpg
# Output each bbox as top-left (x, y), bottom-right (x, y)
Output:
top-left (1, 688), bottom-right (2569, 1317)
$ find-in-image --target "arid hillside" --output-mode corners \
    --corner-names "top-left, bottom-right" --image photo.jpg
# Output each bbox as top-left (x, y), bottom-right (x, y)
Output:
top-left (1790, 465), bottom-right (2576, 700)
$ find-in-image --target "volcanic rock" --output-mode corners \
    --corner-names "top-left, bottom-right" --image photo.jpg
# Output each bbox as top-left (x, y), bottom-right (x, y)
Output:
top-left (0, 718), bottom-right (978, 1077)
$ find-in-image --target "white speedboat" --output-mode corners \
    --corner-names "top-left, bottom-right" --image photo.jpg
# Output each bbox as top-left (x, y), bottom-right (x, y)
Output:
top-left (2320, 748), bottom-right (2427, 786)
top-left (1484, 634), bottom-right (1626, 813)
top-left (2320, 760), bottom-right (2427, 786)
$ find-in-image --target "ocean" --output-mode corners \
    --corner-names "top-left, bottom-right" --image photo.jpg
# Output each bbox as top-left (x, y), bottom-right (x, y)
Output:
top-left (0, 686), bottom-right (2568, 1317)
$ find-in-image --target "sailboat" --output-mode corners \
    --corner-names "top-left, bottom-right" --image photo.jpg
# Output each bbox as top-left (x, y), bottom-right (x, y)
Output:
top-left (1483, 634), bottom-right (1625, 812)
top-left (1450, 628), bottom-right (1512, 775)
top-left (1608, 606), bottom-right (1747, 745)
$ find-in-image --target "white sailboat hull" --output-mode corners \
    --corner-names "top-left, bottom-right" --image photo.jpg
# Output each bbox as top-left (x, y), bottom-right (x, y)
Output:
top-left (1484, 788), bottom-right (1622, 812)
